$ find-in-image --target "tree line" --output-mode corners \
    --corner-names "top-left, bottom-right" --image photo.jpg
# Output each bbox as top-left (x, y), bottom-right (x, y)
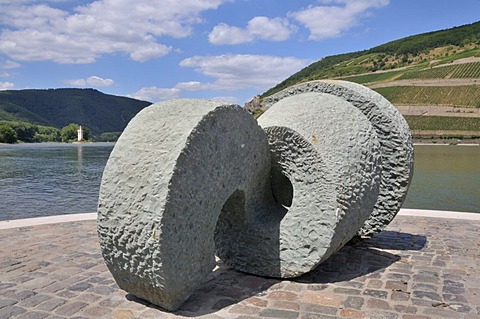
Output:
top-left (0, 120), bottom-right (121, 144)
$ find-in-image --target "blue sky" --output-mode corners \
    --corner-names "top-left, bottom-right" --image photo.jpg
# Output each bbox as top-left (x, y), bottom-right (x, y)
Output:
top-left (0, 0), bottom-right (479, 105)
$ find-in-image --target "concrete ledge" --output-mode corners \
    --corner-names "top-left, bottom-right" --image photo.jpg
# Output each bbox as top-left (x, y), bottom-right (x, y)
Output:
top-left (0, 213), bottom-right (97, 230)
top-left (398, 208), bottom-right (480, 220)
top-left (0, 208), bottom-right (479, 230)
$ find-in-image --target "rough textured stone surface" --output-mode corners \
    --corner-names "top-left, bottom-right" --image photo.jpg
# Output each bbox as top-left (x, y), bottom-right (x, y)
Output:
top-left (97, 99), bottom-right (273, 311)
top-left (97, 81), bottom-right (414, 311)
top-left (256, 92), bottom-right (382, 270)
top-left (262, 80), bottom-right (414, 237)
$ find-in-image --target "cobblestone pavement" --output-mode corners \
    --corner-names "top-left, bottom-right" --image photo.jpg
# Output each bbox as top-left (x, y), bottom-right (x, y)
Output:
top-left (1, 215), bottom-right (479, 319)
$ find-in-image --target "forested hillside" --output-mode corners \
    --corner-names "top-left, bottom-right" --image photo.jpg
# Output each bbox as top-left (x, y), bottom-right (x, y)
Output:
top-left (0, 88), bottom-right (151, 135)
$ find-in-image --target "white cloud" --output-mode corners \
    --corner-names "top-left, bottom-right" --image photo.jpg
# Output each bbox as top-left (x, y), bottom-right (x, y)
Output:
top-left (0, 81), bottom-right (14, 90)
top-left (289, 0), bottom-right (389, 40)
top-left (66, 75), bottom-right (114, 87)
top-left (0, 0), bottom-right (229, 63)
top-left (179, 54), bottom-right (310, 91)
top-left (128, 87), bottom-right (181, 102)
top-left (0, 59), bottom-right (20, 69)
top-left (209, 16), bottom-right (296, 45)
top-left (0, 58), bottom-right (20, 77)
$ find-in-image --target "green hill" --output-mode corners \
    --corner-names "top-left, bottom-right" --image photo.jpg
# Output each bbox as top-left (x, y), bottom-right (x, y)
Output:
top-left (0, 88), bottom-right (151, 135)
top-left (256, 21), bottom-right (480, 138)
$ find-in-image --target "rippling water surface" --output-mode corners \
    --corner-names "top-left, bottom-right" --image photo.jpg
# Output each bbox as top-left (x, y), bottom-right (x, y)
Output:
top-left (0, 143), bottom-right (478, 221)
top-left (0, 143), bottom-right (113, 221)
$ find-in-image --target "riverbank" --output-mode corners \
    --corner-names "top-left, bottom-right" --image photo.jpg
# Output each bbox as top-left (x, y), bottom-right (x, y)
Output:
top-left (412, 137), bottom-right (480, 145)
top-left (1, 209), bottom-right (479, 318)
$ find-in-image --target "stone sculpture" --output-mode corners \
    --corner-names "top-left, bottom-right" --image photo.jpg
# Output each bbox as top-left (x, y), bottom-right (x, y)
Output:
top-left (97, 80), bottom-right (414, 311)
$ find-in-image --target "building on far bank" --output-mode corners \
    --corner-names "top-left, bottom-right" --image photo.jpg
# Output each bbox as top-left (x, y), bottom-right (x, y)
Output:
top-left (77, 126), bottom-right (84, 142)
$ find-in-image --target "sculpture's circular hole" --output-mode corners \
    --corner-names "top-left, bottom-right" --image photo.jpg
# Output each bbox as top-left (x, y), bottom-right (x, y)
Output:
top-left (270, 165), bottom-right (293, 208)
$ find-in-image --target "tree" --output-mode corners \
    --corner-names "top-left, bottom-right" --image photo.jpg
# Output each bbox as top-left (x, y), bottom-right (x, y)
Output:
top-left (61, 123), bottom-right (90, 142)
top-left (0, 125), bottom-right (17, 143)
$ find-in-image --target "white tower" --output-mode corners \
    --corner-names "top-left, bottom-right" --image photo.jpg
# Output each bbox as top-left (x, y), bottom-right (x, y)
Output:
top-left (77, 126), bottom-right (84, 142)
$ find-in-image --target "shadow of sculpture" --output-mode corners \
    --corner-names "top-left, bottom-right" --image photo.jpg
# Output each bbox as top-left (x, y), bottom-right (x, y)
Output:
top-left (362, 231), bottom-right (427, 251)
top-left (123, 231), bottom-right (426, 316)
top-left (124, 260), bottom-right (280, 317)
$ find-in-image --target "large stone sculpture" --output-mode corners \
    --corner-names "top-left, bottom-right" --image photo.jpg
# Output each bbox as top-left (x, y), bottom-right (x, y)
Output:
top-left (97, 80), bottom-right (414, 311)
top-left (262, 80), bottom-right (414, 236)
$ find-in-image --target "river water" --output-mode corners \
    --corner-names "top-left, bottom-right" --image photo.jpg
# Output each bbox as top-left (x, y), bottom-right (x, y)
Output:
top-left (0, 143), bottom-right (478, 221)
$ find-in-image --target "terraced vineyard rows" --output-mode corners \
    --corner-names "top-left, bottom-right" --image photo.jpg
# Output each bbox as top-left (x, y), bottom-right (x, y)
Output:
top-left (405, 115), bottom-right (480, 131)
top-left (399, 62), bottom-right (480, 79)
top-left (374, 85), bottom-right (480, 107)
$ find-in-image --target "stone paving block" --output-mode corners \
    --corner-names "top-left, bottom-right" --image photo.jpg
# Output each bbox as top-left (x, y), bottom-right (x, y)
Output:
top-left (229, 304), bottom-right (262, 315)
top-left (363, 289), bottom-right (389, 299)
top-left (339, 309), bottom-right (367, 318)
top-left (300, 291), bottom-right (343, 307)
top-left (0, 215), bottom-right (479, 318)
top-left (267, 291), bottom-right (298, 301)
top-left (35, 298), bottom-right (66, 312)
top-left (0, 305), bottom-right (26, 318)
top-left (333, 287), bottom-right (362, 295)
top-left (259, 308), bottom-right (299, 319)
top-left (343, 296), bottom-right (365, 310)
top-left (15, 311), bottom-right (50, 319)
top-left (367, 298), bottom-right (391, 310)
top-left (54, 301), bottom-right (88, 317)
top-left (271, 301), bottom-right (299, 311)
top-left (302, 303), bottom-right (337, 315)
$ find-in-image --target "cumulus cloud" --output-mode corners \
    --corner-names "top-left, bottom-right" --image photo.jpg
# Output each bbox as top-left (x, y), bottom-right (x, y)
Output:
top-left (0, 0), bottom-right (229, 63)
top-left (66, 76), bottom-right (114, 87)
top-left (289, 0), bottom-right (389, 40)
top-left (0, 81), bottom-right (14, 90)
top-left (128, 87), bottom-right (181, 102)
top-left (209, 16), bottom-right (296, 45)
top-left (179, 54), bottom-right (310, 91)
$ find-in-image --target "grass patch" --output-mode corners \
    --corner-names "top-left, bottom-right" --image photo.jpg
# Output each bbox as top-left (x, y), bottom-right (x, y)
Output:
top-left (405, 116), bottom-right (480, 131)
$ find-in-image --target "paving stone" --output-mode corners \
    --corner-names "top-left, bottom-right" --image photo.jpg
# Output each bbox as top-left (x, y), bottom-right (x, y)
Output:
top-left (393, 305), bottom-right (416, 314)
top-left (0, 305), bottom-right (26, 318)
top-left (363, 289), bottom-right (388, 299)
top-left (391, 291), bottom-right (410, 301)
top-left (334, 287), bottom-right (362, 295)
top-left (339, 309), bottom-right (366, 318)
top-left (35, 298), bottom-right (66, 312)
top-left (271, 301), bottom-right (299, 311)
top-left (302, 314), bottom-right (336, 319)
top-left (302, 303), bottom-right (337, 315)
top-left (368, 312), bottom-right (399, 319)
top-left (15, 311), bottom-right (50, 319)
top-left (366, 298), bottom-right (391, 310)
top-left (0, 216), bottom-right (478, 319)
top-left (268, 291), bottom-right (298, 301)
top-left (259, 308), bottom-right (299, 319)
top-left (229, 304), bottom-right (262, 315)
top-left (80, 305), bottom-right (113, 317)
top-left (54, 301), bottom-right (88, 317)
top-left (300, 291), bottom-right (343, 307)
top-left (0, 298), bottom-right (17, 309)
top-left (343, 296), bottom-right (364, 310)
top-left (412, 291), bottom-right (441, 301)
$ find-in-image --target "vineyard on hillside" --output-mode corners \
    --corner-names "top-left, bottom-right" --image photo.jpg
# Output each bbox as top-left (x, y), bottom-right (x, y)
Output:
top-left (399, 62), bottom-right (480, 80)
top-left (405, 116), bottom-right (480, 131)
top-left (374, 86), bottom-right (480, 107)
